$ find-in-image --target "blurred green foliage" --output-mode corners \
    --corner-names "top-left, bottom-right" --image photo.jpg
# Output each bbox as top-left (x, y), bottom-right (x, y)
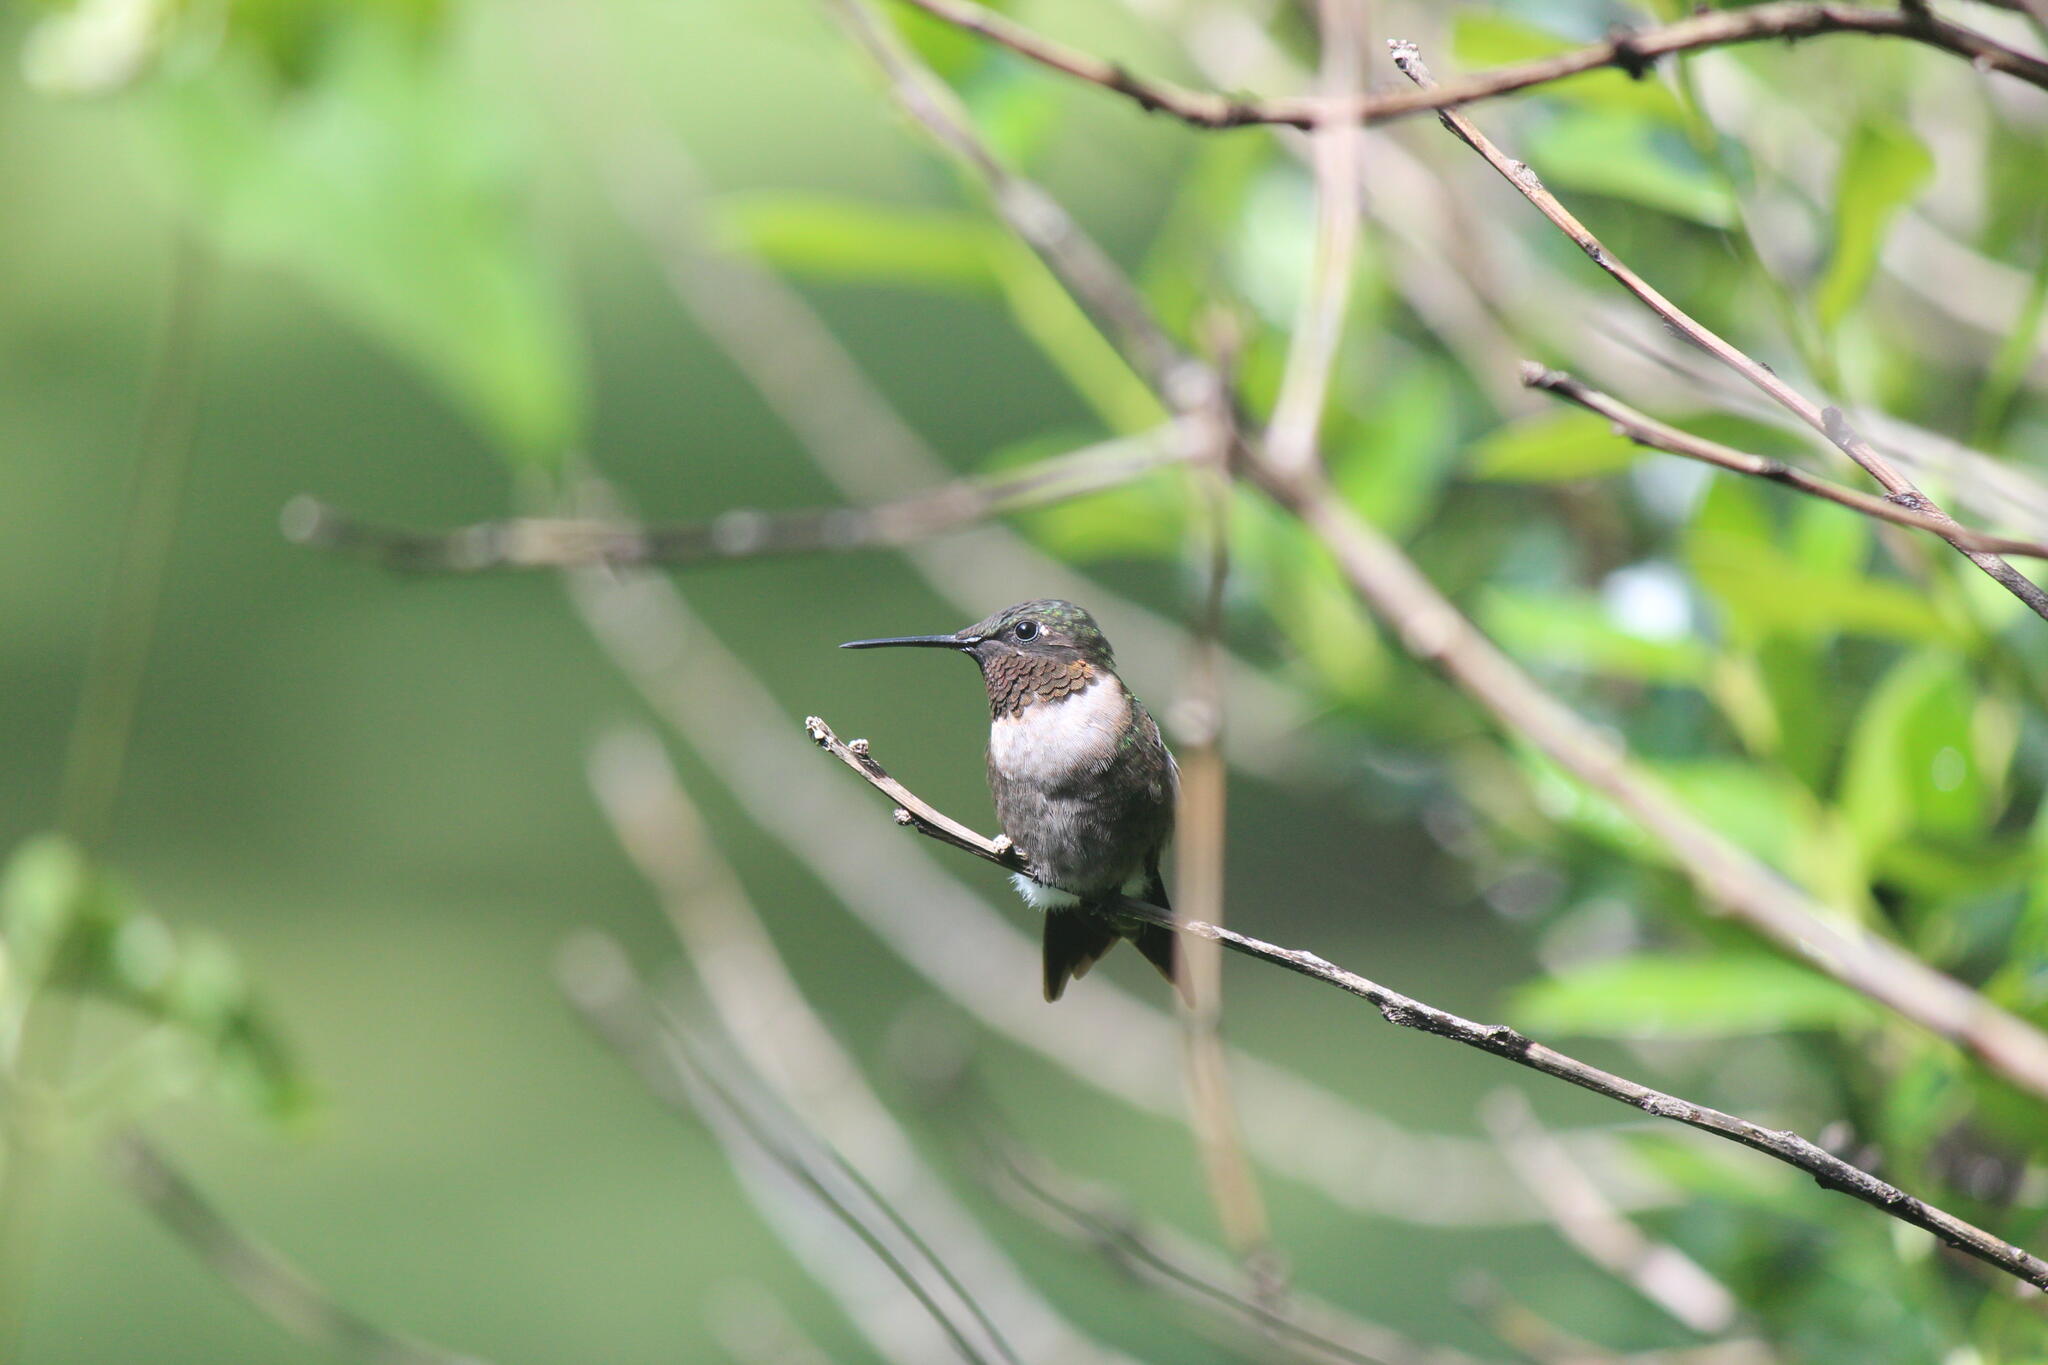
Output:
top-left (9, 0), bottom-right (2048, 1360)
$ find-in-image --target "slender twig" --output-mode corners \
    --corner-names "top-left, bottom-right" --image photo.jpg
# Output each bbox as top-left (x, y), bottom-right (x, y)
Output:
top-left (586, 728), bottom-right (1141, 1365)
top-left (1, 237), bottom-right (213, 1358)
top-left (1520, 364), bottom-right (2048, 559)
top-left (1390, 40), bottom-right (2048, 622)
top-left (107, 1132), bottom-right (489, 1365)
top-left (1168, 349), bottom-right (1274, 1269)
top-left (805, 716), bottom-right (2048, 1295)
top-left (890, 0), bottom-right (2048, 130)
top-left (1479, 1089), bottom-right (1743, 1339)
top-left (1263, 0), bottom-right (1367, 481)
top-left (558, 933), bottom-right (1017, 1365)
top-left (282, 425), bottom-right (1190, 572)
top-left (823, 0), bottom-right (1199, 402)
top-left (972, 1121), bottom-right (1491, 1365)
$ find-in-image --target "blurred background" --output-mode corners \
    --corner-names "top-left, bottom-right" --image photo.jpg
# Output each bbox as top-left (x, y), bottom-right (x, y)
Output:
top-left (6, 0), bottom-right (2048, 1360)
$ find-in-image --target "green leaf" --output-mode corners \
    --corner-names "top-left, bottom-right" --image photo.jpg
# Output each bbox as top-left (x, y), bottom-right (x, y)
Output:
top-left (712, 192), bottom-right (1002, 295)
top-left (1515, 953), bottom-right (1879, 1038)
top-left (1450, 14), bottom-right (1683, 121)
top-left (988, 239), bottom-right (1164, 433)
top-left (1815, 118), bottom-right (1933, 333)
top-left (154, 15), bottom-right (581, 466)
top-left (1002, 431), bottom-right (1185, 560)
top-left (1838, 650), bottom-right (1986, 854)
top-left (0, 836), bottom-right (309, 1123)
top-left (1469, 409), bottom-right (1639, 481)
top-left (1237, 491), bottom-right (1385, 703)
top-left (1529, 110), bottom-right (1736, 227)
top-left (1686, 482), bottom-right (1955, 644)
top-left (0, 835), bottom-right (90, 990)
top-left (1330, 361), bottom-right (1455, 537)
top-left (1481, 587), bottom-right (1710, 684)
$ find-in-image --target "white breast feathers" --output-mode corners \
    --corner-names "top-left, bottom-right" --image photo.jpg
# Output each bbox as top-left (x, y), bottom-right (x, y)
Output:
top-left (988, 676), bottom-right (1129, 787)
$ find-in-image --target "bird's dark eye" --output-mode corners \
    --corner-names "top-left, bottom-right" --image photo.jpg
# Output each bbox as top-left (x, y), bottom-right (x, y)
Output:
top-left (1014, 620), bottom-right (1039, 641)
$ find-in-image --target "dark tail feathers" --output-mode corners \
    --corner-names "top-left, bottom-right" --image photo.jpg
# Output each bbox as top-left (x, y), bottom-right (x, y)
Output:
top-left (1042, 905), bottom-right (1192, 1006)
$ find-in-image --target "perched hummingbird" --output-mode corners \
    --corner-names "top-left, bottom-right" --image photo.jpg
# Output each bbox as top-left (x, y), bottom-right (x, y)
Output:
top-left (841, 600), bottom-right (1184, 1002)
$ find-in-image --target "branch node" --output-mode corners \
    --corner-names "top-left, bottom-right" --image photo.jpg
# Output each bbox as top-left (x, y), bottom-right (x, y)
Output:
top-left (1605, 25), bottom-right (1657, 80)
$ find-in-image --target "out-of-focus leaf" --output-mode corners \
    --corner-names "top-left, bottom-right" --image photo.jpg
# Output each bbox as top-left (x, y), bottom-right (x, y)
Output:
top-left (1687, 482), bottom-right (1954, 644)
top-left (0, 834), bottom-right (90, 989)
top-left (1839, 650), bottom-right (1986, 854)
top-left (989, 239), bottom-right (1164, 433)
top-left (1529, 110), bottom-right (1735, 227)
top-left (1653, 759), bottom-right (1809, 869)
top-left (1469, 409), bottom-right (1639, 481)
top-left (22, 0), bottom-right (172, 95)
top-left (712, 191), bottom-right (1002, 295)
top-left (155, 16), bottom-right (581, 466)
top-left (1450, 13), bottom-right (1683, 121)
top-left (1481, 586), bottom-right (1710, 684)
top-left (1003, 431), bottom-right (1186, 559)
top-left (0, 835), bottom-right (308, 1123)
top-left (1330, 360), bottom-right (1455, 537)
top-left (1815, 118), bottom-right (1933, 333)
top-left (1878, 1044), bottom-right (1969, 1166)
top-left (1515, 952), bottom-right (1879, 1038)
top-left (1236, 490), bottom-right (1384, 703)
top-left (1625, 1130), bottom-right (1799, 1207)
top-left (966, 65), bottom-right (1062, 167)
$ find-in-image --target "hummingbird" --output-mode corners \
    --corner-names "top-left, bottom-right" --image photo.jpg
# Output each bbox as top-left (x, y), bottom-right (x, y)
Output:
top-left (841, 600), bottom-right (1184, 1003)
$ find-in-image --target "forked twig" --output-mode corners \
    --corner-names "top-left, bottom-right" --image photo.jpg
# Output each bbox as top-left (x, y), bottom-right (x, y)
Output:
top-left (1521, 365), bottom-right (2048, 560)
top-left (1390, 40), bottom-right (2048, 622)
top-left (806, 716), bottom-right (2048, 1295)
top-left (284, 426), bottom-right (1190, 572)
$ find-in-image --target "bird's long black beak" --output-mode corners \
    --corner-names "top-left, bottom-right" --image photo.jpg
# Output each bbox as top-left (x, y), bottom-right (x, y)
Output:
top-left (839, 633), bottom-right (975, 651)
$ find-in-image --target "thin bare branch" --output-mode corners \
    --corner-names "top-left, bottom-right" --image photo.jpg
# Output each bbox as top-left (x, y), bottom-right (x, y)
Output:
top-left (890, 0), bottom-right (2048, 130)
top-left (972, 1122), bottom-right (1491, 1365)
top-left (1521, 364), bottom-right (2048, 559)
top-left (106, 1132), bottom-right (489, 1365)
top-left (823, 0), bottom-right (1201, 404)
top-left (806, 715), bottom-right (2048, 1295)
top-left (282, 426), bottom-right (1190, 573)
top-left (1263, 0), bottom-right (1367, 481)
top-left (1168, 364), bottom-right (1273, 1267)
top-left (1390, 40), bottom-right (2048, 622)
top-left (557, 932), bottom-right (1019, 1365)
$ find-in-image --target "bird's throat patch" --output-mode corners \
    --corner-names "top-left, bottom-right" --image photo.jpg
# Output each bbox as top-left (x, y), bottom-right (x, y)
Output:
top-left (984, 654), bottom-right (1096, 719)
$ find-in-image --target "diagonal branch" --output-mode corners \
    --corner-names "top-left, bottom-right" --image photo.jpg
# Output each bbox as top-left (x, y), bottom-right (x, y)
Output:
top-left (282, 425), bottom-right (1190, 572)
top-left (558, 932), bottom-right (1022, 1365)
top-left (107, 1131), bottom-right (490, 1365)
top-left (1521, 365), bottom-right (2048, 560)
top-left (889, 0), bottom-right (2048, 130)
top-left (804, 716), bottom-right (2048, 1296)
top-left (1390, 40), bottom-right (2048, 622)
